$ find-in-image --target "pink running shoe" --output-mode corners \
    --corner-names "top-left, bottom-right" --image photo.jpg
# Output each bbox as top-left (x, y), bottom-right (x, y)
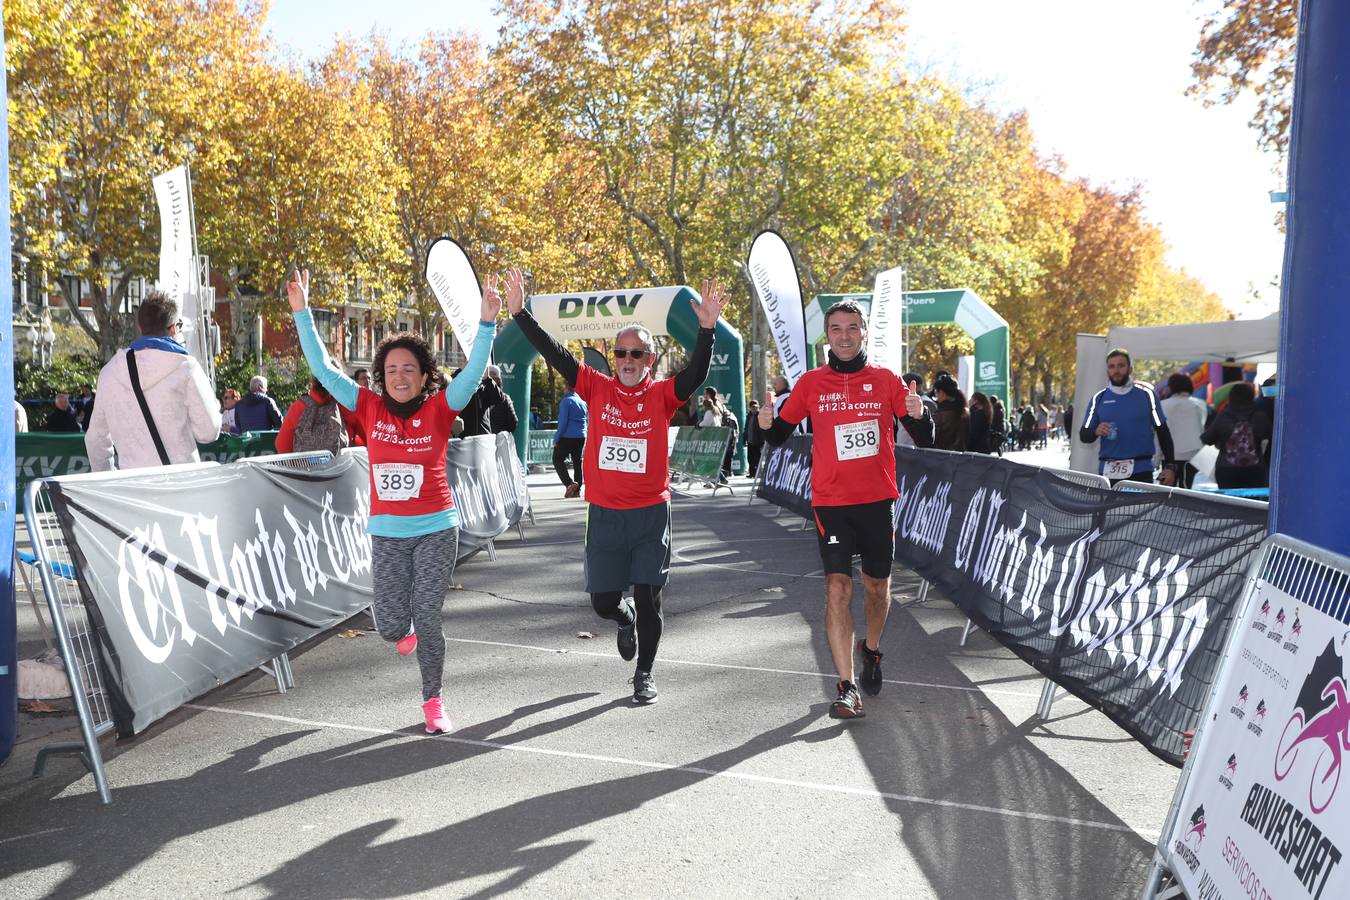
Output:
top-left (422, 697), bottom-right (452, 734)
top-left (396, 631), bottom-right (418, 656)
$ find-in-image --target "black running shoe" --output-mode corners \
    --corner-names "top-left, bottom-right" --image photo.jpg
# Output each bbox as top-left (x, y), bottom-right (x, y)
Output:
top-left (616, 598), bottom-right (637, 661)
top-left (631, 669), bottom-right (658, 704)
top-left (829, 680), bottom-right (865, 719)
top-left (856, 639), bottom-right (884, 696)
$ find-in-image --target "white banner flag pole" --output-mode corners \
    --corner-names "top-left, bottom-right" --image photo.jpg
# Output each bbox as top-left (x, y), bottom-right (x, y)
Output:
top-left (152, 166), bottom-right (194, 302)
top-left (868, 265), bottom-right (905, 376)
top-left (746, 230), bottom-right (808, 387)
top-left (424, 237), bottom-right (486, 363)
top-left (153, 165), bottom-right (215, 387)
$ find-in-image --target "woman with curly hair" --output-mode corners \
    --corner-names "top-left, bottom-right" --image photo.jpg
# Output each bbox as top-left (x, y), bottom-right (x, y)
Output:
top-left (287, 267), bottom-right (500, 734)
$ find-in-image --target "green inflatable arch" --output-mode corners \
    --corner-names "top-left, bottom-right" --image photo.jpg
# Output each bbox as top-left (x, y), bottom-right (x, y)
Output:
top-left (494, 285), bottom-right (747, 472)
top-left (808, 288), bottom-right (1009, 410)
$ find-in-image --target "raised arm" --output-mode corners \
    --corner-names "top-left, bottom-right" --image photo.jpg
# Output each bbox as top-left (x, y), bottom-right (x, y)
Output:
top-left (673, 278), bottom-right (729, 401)
top-left (443, 274), bottom-right (503, 411)
top-left (287, 268), bottom-right (360, 410)
top-left (503, 266), bottom-right (581, 385)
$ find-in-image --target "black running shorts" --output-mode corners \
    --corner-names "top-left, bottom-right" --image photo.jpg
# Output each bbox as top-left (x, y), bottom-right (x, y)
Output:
top-left (812, 499), bottom-right (896, 579)
top-left (584, 501), bottom-right (672, 593)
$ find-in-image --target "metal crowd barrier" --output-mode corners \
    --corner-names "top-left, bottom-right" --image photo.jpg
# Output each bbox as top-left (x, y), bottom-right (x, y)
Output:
top-left (1032, 476), bottom-right (1268, 721)
top-left (24, 451), bottom-right (333, 804)
top-left (978, 458), bottom-right (1112, 720)
top-left (670, 429), bottom-right (737, 497)
top-left (236, 451), bottom-right (336, 690)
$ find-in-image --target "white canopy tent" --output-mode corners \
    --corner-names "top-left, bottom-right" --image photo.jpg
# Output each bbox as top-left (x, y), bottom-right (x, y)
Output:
top-left (1070, 314), bottom-right (1281, 473)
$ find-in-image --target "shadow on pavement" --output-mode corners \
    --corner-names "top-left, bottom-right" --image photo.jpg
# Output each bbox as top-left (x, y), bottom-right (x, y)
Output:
top-left (0, 691), bottom-right (626, 897)
top-left (676, 495), bottom-right (1158, 896)
top-left (247, 708), bottom-right (822, 898)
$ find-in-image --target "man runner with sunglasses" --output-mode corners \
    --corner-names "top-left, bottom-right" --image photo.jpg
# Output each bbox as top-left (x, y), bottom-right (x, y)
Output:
top-left (505, 269), bottom-right (730, 704)
top-left (759, 300), bottom-right (933, 719)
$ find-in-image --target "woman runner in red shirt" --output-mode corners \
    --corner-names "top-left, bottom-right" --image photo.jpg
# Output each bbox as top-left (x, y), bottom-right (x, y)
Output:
top-left (287, 267), bottom-right (500, 734)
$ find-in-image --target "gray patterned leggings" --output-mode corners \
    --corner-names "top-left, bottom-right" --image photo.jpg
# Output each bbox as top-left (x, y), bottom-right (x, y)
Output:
top-left (370, 529), bottom-right (459, 701)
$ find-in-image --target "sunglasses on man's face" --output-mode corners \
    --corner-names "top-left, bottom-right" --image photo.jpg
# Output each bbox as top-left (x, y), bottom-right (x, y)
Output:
top-left (613, 348), bottom-right (649, 360)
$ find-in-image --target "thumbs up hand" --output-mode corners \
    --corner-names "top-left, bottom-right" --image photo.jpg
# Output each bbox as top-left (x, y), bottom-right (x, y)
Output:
top-left (905, 380), bottom-right (923, 418)
top-left (758, 390), bottom-right (775, 429)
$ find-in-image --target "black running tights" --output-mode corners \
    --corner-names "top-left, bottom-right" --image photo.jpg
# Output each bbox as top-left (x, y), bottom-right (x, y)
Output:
top-left (591, 584), bottom-right (663, 672)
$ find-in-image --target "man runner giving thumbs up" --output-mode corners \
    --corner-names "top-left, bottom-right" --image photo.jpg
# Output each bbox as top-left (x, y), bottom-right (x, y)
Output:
top-left (760, 300), bottom-right (933, 719)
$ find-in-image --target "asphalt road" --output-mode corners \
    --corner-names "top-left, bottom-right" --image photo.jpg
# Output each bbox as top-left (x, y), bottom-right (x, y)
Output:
top-left (0, 470), bottom-right (1179, 898)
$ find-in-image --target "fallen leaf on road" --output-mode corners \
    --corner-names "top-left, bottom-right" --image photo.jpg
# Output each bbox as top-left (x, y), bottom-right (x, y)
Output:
top-left (576, 631), bottom-right (598, 639)
top-left (338, 629), bottom-right (365, 639)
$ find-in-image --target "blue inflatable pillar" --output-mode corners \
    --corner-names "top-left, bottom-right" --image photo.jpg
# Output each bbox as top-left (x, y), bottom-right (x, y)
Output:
top-left (1270, 0), bottom-right (1350, 555)
top-left (1, 18), bottom-right (19, 764)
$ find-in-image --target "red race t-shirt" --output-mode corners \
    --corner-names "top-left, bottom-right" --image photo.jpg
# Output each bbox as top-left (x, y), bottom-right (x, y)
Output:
top-left (355, 388), bottom-right (457, 518)
top-left (779, 363), bottom-right (911, 507)
top-left (575, 365), bottom-right (683, 509)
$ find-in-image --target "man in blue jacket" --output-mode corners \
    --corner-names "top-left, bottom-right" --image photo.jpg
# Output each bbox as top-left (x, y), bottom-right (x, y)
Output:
top-left (233, 375), bottom-right (283, 433)
top-left (553, 386), bottom-right (588, 497)
top-left (1079, 348), bottom-right (1177, 486)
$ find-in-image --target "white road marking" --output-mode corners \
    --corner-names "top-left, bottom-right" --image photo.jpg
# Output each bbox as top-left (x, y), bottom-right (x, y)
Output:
top-left (672, 537), bottom-right (825, 579)
top-left (185, 703), bottom-right (1147, 837)
top-left (0, 826), bottom-right (65, 846)
top-left (446, 637), bottom-right (1046, 699)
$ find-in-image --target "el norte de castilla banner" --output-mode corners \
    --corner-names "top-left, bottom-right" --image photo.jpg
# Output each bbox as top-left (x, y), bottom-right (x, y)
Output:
top-left (747, 230), bottom-right (809, 389)
top-left (44, 437), bottom-right (532, 736)
top-left (756, 441), bottom-right (1268, 766)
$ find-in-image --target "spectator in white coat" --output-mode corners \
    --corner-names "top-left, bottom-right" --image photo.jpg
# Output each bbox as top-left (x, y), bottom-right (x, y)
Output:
top-left (84, 290), bottom-right (221, 471)
top-left (1161, 372), bottom-right (1209, 489)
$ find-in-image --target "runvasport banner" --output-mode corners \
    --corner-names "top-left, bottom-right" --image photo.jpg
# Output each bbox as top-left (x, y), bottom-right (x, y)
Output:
top-left (890, 448), bottom-right (1267, 766)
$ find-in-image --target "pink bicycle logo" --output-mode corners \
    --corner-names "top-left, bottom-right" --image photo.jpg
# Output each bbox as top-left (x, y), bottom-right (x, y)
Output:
top-left (1275, 676), bottom-right (1350, 814)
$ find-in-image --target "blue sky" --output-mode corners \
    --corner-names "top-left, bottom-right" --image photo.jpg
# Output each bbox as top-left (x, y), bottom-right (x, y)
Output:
top-left (263, 0), bottom-right (1286, 317)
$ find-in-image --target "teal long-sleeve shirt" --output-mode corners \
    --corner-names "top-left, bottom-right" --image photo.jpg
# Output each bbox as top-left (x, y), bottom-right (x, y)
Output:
top-left (292, 309), bottom-right (496, 536)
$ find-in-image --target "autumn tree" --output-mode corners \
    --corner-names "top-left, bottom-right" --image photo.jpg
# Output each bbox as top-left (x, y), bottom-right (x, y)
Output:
top-left (196, 39), bottom-right (405, 318)
top-left (496, 0), bottom-right (906, 330)
top-left (365, 33), bottom-right (627, 320)
top-left (5, 0), bottom-right (270, 359)
top-left (1190, 0), bottom-right (1298, 156)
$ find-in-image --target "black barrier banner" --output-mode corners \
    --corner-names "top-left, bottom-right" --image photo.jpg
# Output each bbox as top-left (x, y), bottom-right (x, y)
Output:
top-left (448, 433), bottom-right (531, 559)
top-left (755, 435), bottom-right (813, 519)
top-left (889, 448), bottom-right (1266, 766)
top-left (47, 454), bottom-right (374, 736)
